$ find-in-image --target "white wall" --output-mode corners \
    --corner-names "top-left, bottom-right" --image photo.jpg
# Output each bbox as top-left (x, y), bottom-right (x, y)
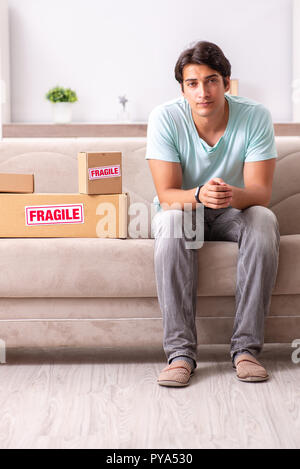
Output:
top-left (0, 0), bottom-right (11, 123)
top-left (8, 0), bottom-right (292, 123)
top-left (293, 0), bottom-right (300, 120)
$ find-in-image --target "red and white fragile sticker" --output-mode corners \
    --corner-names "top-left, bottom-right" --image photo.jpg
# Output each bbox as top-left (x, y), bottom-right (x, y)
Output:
top-left (25, 204), bottom-right (84, 226)
top-left (88, 165), bottom-right (121, 180)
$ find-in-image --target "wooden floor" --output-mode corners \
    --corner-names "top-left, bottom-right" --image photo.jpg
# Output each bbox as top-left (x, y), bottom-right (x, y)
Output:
top-left (0, 343), bottom-right (299, 449)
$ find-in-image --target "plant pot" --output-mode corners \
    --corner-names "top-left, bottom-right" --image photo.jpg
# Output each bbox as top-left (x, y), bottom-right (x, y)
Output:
top-left (52, 102), bottom-right (73, 124)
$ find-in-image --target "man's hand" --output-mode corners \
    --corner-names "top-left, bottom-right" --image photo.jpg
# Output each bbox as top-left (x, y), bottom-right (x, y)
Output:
top-left (199, 177), bottom-right (233, 209)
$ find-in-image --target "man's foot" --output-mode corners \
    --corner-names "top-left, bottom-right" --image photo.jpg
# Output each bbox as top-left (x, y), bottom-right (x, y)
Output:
top-left (233, 353), bottom-right (269, 382)
top-left (157, 360), bottom-right (194, 387)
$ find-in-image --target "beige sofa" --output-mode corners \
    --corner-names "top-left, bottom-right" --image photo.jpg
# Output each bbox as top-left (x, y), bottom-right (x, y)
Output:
top-left (0, 136), bottom-right (299, 350)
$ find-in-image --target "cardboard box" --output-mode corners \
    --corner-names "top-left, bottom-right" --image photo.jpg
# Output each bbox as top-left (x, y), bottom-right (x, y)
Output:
top-left (0, 193), bottom-right (127, 238)
top-left (0, 173), bottom-right (34, 193)
top-left (78, 152), bottom-right (122, 195)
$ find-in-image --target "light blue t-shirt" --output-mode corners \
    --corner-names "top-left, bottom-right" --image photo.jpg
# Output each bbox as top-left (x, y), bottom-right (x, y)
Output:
top-left (145, 94), bottom-right (277, 208)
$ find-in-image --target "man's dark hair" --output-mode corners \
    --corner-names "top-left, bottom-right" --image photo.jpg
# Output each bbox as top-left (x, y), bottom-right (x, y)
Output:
top-left (175, 41), bottom-right (231, 91)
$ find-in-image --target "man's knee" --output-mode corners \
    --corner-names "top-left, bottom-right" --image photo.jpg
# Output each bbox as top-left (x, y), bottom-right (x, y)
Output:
top-left (152, 209), bottom-right (184, 239)
top-left (244, 205), bottom-right (278, 228)
top-left (243, 205), bottom-right (280, 246)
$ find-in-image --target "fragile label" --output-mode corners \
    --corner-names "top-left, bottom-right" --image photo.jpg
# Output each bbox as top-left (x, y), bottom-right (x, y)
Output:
top-left (88, 165), bottom-right (121, 180)
top-left (25, 204), bottom-right (84, 226)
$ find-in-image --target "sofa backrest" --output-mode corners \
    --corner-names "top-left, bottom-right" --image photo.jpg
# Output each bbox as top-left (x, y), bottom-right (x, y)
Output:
top-left (0, 136), bottom-right (299, 236)
top-left (268, 137), bottom-right (300, 235)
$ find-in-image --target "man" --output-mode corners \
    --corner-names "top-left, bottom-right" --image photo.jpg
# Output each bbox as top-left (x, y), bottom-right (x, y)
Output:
top-left (145, 41), bottom-right (280, 386)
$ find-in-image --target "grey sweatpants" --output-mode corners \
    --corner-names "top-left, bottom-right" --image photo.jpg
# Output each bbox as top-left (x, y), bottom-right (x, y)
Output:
top-left (152, 205), bottom-right (280, 368)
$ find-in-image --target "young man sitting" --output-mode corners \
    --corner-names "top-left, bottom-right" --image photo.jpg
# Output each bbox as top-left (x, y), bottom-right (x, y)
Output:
top-left (146, 40), bottom-right (280, 386)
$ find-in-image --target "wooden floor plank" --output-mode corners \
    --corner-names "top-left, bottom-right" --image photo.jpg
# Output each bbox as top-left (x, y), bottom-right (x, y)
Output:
top-left (0, 344), bottom-right (299, 449)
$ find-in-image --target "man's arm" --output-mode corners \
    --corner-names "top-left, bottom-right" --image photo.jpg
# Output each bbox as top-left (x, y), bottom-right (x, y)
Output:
top-left (229, 158), bottom-right (276, 210)
top-left (148, 159), bottom-right (196, 209)
top-left (147, 160), bottom-right (232, 210)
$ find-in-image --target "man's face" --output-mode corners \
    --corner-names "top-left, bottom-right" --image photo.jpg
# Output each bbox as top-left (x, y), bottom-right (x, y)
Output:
top-left (181, 64), bottom-right (230, 119)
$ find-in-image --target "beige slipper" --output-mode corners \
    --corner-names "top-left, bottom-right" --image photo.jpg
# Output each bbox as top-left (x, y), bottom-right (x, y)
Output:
top-left (157, 360), bottom-right (194, 387)
top-left (234, 353), bottom-right (269, 382)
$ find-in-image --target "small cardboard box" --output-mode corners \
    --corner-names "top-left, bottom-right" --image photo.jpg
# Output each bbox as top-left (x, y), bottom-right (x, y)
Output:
top-left (0, 173), bottom-right (34, 193)
top-left (0, 193), bottom-right (127, 238)
top-left (78, 151), bottom-right (122, 195)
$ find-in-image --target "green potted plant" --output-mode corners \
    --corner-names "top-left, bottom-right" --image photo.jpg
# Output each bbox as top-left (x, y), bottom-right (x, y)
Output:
top-left (45, 86), bottom-right (78, 124)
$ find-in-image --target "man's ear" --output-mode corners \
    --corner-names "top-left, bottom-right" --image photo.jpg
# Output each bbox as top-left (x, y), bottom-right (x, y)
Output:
top-left (225, 77), bottom-right (231, 93)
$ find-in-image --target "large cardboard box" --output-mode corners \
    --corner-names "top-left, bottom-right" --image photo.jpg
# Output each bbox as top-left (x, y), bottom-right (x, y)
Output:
top-left (0, 193), bottom-right (127, 238)
top-left (0, 173), bottom-right (34, 193)
top-left (78, 152), bottom-right (122, 195)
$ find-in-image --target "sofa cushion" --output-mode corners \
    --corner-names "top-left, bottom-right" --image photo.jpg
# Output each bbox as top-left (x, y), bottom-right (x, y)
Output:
top-left (0, 235), bottom-right (298, 298)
